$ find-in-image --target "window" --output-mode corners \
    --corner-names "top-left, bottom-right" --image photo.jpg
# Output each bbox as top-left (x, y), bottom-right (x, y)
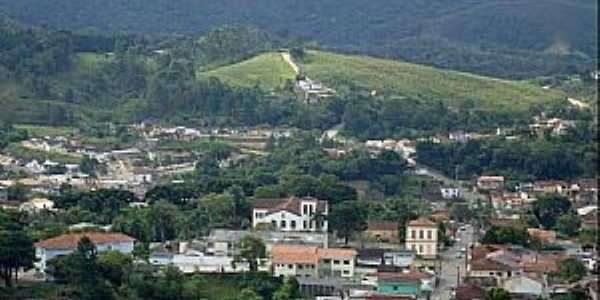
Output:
top-left (288, 264), bottom-right (293, 269)
top-left (281, 220), bottom-right (286, 228)
top-left (291, 220), bottom-right (296, 229)
top-left (411, 230), bottom-right (416, 239)
top-left (419, 230), bottom-right (424, 239)
top-left (489, 272), bottom-right (494, 276)
top-left (303, 205), bottom-right (308, 215)
top-left (303, 221), bottom-right (307, 229)
top-left (426, 245), bottom-right (431, 254)
top-left (323, 259), bottom-right (331, 263)
top-left (298, 265), bottom-right (303, 269)
top-left (427, 230), bottom-right (432, 240)
top-left (333, 260), bottom-right (340, 265)
top-left (271, 220), bottom-right (277, 227)
top-left (419, 245), bottom-right (424, 254)
top-left (342, 270), bottom-right (350, 275)
top-left (343, 260), bottom-right (350, 265)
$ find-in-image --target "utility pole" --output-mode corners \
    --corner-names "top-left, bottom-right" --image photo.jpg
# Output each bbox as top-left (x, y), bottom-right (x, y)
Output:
top-left (456, 266), bottom-right (460, 286)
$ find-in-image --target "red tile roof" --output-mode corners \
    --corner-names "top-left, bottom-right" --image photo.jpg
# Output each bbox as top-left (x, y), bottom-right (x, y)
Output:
top-left (367, 220), bottom-right (399, 231)
top-left (271, 245), bottom-right (319, 265)
top-left (34, 232), bottom-right (135, 250)
top-left (455, 284), bottom-right (487, 300)
top-left (407, 217), bottom-right (436, 227)
top-left (253, 196), bottom-right (327, 215)
top-left (377, 270), bottom-right (432, 283)
top-left (470, 258), bottom-right (514, 272)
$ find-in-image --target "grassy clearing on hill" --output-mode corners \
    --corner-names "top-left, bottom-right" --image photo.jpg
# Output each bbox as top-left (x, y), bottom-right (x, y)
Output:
top-left (5, 143), bottom-right (81, 164)
top-left (301, 50), bottom-right (566, 112)
top-left (198, 52), bottom-right (296, 91)
top-left (14, 125), bottom-right (76, 138)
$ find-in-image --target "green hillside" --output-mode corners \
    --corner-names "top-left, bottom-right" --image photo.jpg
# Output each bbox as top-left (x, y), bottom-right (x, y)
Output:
top-left (199, 53), bottom-right (296, 91)
top-left (300, 51), bottom-right (565, 112)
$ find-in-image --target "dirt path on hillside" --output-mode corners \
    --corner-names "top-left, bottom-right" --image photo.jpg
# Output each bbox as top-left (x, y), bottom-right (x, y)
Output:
top-left (281, 52), bottom-right (300, 75)
top-left (567, 97), bottom-right (590, 109)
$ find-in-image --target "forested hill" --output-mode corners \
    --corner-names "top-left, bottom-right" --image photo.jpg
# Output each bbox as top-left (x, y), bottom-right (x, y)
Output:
top-left (0, 0), bottom-right (597, 79)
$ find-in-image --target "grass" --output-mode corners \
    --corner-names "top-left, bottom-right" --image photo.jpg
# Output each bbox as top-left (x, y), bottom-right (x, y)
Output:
top-left (14, 125), bottom-right (76, 138)
top-left (301, 50), bottom-right (566, 112)
top-left (198, 52), bottom-right (296, 91)
top-left (5, 143), bottom-right (82, 164)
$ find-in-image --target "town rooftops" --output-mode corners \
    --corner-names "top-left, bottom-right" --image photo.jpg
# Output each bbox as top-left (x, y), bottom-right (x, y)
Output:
top-left (377, 270), bottom-right (432, 283)
top-left (270, 244), bottom-right (357, 265)
top-left (455, 284), bottom-right (487, 300)
top-left (253, 196), bottom-right (327, 215)
top-left (407, 217), bottom-right (436, 227)
top-left (271, 244), bottom-right (319, 265)
top-left (35, 232), bottom-right (135, 250)
top-left (470, 257), bottom-right (515, 271)
top-left (367, 220), bottom-right (399, 231)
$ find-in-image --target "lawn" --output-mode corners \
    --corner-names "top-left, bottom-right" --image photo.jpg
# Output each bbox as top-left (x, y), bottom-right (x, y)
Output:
top-left (14, 125), bottom-right (76, 138)
top-left (5, 143), bottom-right (82, 164)
top-left (301, 50), bottom-right (566, 112)
top-left (198, 52), bottom-right (297, 91)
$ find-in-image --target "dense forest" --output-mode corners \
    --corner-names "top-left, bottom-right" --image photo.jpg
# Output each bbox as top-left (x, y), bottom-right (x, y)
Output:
top-left (0, 0), bottom-right (597, 79)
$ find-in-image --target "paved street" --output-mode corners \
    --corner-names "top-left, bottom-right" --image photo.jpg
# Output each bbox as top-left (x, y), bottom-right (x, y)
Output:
top-left (432, 225), bottom-right (475, 300)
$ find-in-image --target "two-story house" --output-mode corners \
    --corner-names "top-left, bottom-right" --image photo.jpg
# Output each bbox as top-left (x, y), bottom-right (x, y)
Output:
top-left (405, 217), bottom-right (438, 259)
top-left (252, 196), bottom-right (328, 232)
top-left (34, 232), bottom-right (135, 274)
top-left (270, 244), bottom-right (357, 279)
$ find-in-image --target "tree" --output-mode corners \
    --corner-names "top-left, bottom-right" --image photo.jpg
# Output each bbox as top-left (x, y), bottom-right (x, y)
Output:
top-left (329, 201), bottom-right (367, 244)
top-left (0, 229), bottom-right (35, 287)
top-left (273, 277), bottom-right (300, 300)
top-left (488, 288), bottom-right (511, 300)
top-left (97, 250), bottom-right (133, 287)
top-left (237, 288), bottom-right (264, 300)
top-left (556, 258), bottom-right (587, 283)
top-left (532, 196), bottom-right (572, 229)
top-left (555, 212), bottom-right (582, 236)
top-left (147, 200), bottom-right (180, 242)
top-left (233, 235), bottom-right (266, 272)
top-left (481, 226), bottom-right (529, 247)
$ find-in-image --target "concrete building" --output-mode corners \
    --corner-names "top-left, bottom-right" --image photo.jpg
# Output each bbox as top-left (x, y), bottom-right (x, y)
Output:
top-left (252, 196), bottom-right (328, 232)
top-left (34, 232), bottom-right (135, 274)
top-left (405, 217), bottom-right (438, 259)
top-left (270, 244), bottom-right (357, 279)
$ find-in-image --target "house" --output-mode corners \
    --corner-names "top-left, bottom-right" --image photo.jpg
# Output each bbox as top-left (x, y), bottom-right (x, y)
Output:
top-left (532, 180), bottom-right (569, 195)
top-left (203, 229), bottom-right (328, 257)
top-left (527, 228), bottom-right (556, 244)
top-left (270, 244), bottom-right (356, 279)
top-left (440, 187), bottom-right (461, 199)
top-left (502, 275), bottom-right (544, 298)
top-left (454, 284), bottom-right (487, 300)
top-left (364, 220), bottom-right (400, 243)
top-left (477, 176), bottom-right (505, 191)
top-left (490, 192), bottom-right (535, 210)
top-left (405, 217), bottom-right (438, 259)
top-left (468, 257), bottom-right (517, 285)
top-left (19, 198), bottom-right (55, 212)
top-left (252, 196), bottom-right (328, 232)
top-left (34, 232), bottom-right (135, 273)
top-left (376, 270), bottom-right (433, 298)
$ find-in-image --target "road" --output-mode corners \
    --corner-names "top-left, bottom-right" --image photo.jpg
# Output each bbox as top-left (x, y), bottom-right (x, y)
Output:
top-left (432, 225), bottom-right (475, 300)
top-left (281, 51), bottom-right (300, 75)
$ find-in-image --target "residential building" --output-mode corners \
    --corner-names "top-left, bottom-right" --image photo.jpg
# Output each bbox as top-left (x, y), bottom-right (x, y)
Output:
top-left (477, 176), bottom-right (505, 191)
top-left (34, 232), bottom-right (135, 273)
top-left (252, 196), bottom-right (328, 232)
top-left (440, 187), bottom-right (460, 200)
top-left (270, 244), bottom-right (356, 279)
top-left (19, 198), bottom-right (55, 212)
top-left (527, 228), bottom-right (557, 244)
top-left (454, 284), bottom-right (487, 300)
top-left (405, 217), bottom-right (438, 259)
top-left (532, 180), bottom-right (569, 195)
top-left (376, 270), bottom-right (433, 298)
top-left (364, 220), bottom-right (400, 243)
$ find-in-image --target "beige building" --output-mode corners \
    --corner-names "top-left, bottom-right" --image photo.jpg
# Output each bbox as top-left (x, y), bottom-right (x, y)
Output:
top-left (270, 244), bottom-right (356, 278)
top-left (405, 217), bottom-right (438, 259)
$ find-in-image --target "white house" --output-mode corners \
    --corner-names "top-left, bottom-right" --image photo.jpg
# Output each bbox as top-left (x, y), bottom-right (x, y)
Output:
top-left (34, 232), bottom-right (135, 274)
top-left (270, 244), bottom-right (357, 278)
top-left (252, 196), bottom-right (328, 232)
top-left (440, 187), bottom-right (461, 199)
top-left (19, 198), bottom-right (55, 212)
top-left (405, 217), bottom-right (438, 259)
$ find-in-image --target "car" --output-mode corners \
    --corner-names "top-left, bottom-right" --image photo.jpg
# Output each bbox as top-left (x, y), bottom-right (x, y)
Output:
top-left (459, 226), bottom-right (467, 231)
top-left (456, 253), bottom-right (463, 258)
top-left (460, 247), bottom-right (467, 253)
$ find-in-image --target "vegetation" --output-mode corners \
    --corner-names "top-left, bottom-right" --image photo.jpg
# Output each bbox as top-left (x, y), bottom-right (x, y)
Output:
top-left (200, 53), bottom-right (296, 91)
top-left (302, 50), bottom-right (565, 113)
top-left (0, 0), bottom-right (595, 79)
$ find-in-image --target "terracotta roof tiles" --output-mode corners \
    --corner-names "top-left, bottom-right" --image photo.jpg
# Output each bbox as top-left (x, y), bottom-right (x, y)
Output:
top-left (34, 232), bottom-right (135, 250)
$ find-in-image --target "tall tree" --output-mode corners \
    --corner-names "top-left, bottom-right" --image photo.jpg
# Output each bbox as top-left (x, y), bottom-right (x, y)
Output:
top-left (329, 201), bottom-right (367, 244)
top-left (233, 235), bottom-right (266, 273)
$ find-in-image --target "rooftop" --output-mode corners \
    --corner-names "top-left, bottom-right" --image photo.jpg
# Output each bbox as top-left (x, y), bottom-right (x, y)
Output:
top-left (253, 196), bottom-right (327, 215)
top-left (367, 220), bottom-right (399, 231)
top-left (407, 217), bottom-right (436, 227)
top-left (35, 232), bottom-right (135, 250)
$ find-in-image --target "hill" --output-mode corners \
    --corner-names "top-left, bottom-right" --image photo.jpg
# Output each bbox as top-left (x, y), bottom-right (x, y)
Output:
top-left (300, 51), bottom-right (564, 112)
top-left (198, 53), bottom-right (296, 91)
top-left (0, 0), bottom-right (596, 79)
